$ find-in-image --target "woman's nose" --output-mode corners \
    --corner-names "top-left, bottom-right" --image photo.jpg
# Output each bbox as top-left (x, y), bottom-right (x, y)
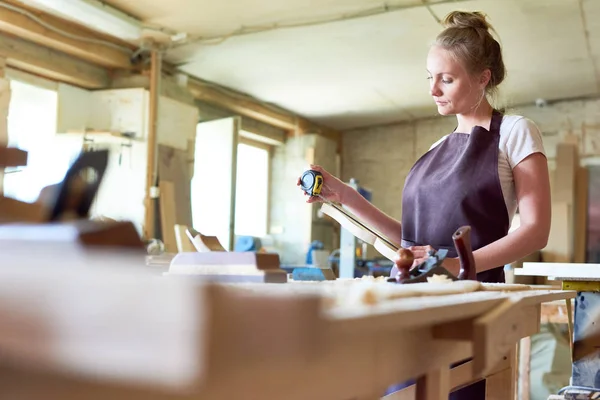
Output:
top-left (430, 84), bottom-right (442, 97)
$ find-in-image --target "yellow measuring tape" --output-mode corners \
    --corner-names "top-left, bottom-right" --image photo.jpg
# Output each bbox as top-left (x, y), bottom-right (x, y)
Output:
top-left (562, 280), bottom-right (600, 292)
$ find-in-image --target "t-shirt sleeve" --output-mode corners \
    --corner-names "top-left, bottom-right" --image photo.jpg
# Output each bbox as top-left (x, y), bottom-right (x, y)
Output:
top-left (429, 134), bottom-right (449, 150)
top-left (503, 117), bottom-right (546, 169)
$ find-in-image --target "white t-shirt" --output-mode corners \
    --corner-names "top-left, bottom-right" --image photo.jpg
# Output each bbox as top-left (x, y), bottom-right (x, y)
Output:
top-left (429, 115), bottom-right (546, 224)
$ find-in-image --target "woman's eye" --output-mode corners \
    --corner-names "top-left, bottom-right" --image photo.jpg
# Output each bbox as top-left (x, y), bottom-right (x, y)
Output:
top-left (427, 76), bottom-right (432, 80)
top-left (442, 79), bottom-right (452, 84)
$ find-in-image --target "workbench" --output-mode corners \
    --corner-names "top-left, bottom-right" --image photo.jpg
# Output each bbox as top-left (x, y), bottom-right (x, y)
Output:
top-left (0, 255), bottom-right (573, 400)
top-left (516, 262), bottom-right (600, 396)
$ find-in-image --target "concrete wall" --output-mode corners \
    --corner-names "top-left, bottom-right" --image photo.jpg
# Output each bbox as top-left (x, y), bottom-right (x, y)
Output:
top-left (341, 98), bottom-right (600, 221)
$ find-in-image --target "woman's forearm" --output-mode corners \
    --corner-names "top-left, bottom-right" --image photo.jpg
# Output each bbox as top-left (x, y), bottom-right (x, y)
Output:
top-left (470, 222), bottom-right (549, 273)
top-left (341, 186), bottom-right (403, 245)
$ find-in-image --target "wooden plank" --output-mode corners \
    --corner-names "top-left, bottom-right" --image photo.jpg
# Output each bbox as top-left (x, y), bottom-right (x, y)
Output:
top-left (157, 145), bottom-right (193, 229)
top-left (543, 201), bottom-right (572, 263)
top-left (144, 49), bottom-right (160, 240)
top-left (0, 32), bottom-right (109, 88)
top-left (574, 166), bottom-right (588, 263)
top-left (485, 348), bottom-right (517, 400)
top-left (173, 224), bottom-right (196, 252)
top-left (518, 337), bottom-right (531, 400)
top-left (473, 301), bottom-right (539, 376)
top-left (159, 180), bottom-right (177, 253)
top-left (517, 262), bottom-right (600, 280)
top-left (540, 300), bottom-right (571, 324)
top-left (553, 142), bottom-right (578, 204)
top-left (416, 368), bottom-right (449, 400)
top-left (0, 1), bottom-right (132, 69)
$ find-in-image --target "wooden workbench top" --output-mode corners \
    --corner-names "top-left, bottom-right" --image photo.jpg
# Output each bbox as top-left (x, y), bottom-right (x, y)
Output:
top-left (0, 262), bottom-right (575, 400)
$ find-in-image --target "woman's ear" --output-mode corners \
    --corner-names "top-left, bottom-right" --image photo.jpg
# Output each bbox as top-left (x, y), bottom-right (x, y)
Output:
top-left (480, 69), bottom-right (491, 88)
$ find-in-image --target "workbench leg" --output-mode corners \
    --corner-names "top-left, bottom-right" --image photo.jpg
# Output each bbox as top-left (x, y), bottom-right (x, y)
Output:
top-left (485, 348), bottom-right (516, 400)
top-left (517, 337), bottom-right (531, 400)
top-left (416, 368), bottom-right (450, 400)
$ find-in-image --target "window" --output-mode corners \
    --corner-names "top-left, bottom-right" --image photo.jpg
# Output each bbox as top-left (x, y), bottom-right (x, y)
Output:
top-left (4, 80), bottom-right (78, 203)
top-left (192, 119), bottom-right (272, 251)
top-left (234, 141), bottom-right (270, 237)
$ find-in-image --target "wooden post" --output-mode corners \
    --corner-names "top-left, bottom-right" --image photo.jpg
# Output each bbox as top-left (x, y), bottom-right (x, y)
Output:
top-left (485, 347), bottom-right (517, 400)
top-left (144, 46), bottom-right (161, 240)
top-left (0, 56), bottom-right (8, 196)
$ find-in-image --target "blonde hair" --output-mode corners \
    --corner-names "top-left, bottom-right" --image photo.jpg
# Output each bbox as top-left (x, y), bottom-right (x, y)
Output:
top-left (435, 11), bottom-right (505, 98)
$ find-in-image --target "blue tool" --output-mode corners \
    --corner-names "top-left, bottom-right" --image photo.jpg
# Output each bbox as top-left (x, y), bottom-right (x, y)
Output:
top-left (292, 267), bottom-right (336, 281)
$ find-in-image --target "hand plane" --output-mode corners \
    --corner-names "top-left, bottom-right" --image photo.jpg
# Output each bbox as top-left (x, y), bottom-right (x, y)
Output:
top-left (388, 226), bottom-right (477, 284)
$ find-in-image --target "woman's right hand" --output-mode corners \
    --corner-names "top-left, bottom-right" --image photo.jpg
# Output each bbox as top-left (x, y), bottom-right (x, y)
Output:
top-left (297, 164), bottom-right (349, 204)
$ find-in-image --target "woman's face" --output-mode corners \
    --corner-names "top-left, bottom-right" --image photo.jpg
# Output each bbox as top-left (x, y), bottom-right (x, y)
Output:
top-left (426, 45), bottom-right (488, 116)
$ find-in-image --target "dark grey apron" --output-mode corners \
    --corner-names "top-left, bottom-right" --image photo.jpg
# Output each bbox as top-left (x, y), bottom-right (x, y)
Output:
top-left (392, 109), bottom-right (509, 283)
top-left (387, 109), bottom-right (510, 399)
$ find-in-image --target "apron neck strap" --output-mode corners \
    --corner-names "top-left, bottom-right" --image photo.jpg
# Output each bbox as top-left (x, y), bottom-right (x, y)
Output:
top-left (489, 109), bottom-right (503, 134)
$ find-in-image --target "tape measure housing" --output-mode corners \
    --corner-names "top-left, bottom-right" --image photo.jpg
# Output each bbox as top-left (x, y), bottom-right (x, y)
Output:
top-left (301, 170), bottom-right (324, 197)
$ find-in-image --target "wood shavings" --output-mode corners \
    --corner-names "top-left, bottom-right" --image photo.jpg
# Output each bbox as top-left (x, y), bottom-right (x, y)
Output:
top-left (426, 274), bottom-right (453, 284)
top-left (220, 278), bottom-right (531, 310)
top-left (480, 283), bottom-right (532, 291)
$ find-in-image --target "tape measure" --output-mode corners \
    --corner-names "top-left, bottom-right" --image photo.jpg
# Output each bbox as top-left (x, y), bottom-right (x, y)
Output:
top-left (300, 170), bottom-right (324, 197)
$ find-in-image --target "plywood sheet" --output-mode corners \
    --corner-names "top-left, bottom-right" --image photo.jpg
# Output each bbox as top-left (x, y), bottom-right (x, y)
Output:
top-left (158, 144), bottom-right (193, 230)
top-left (159, 180), bottom-right (177, 253)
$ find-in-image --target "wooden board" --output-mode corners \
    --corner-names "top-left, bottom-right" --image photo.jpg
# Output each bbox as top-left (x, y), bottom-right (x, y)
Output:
top-left (516, 262), bottom-right (600, 280)
top-left (159, 180), bottom-right (177, 253)
top-left (174, 224), bottom-right (196, 252)
top-left (320, 202), bottom-right (399, 261)
top-left (158, 145), bottom-right (193, 230)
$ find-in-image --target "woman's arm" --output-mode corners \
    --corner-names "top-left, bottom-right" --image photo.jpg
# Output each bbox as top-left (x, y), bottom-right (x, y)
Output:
top-left (302, 165), bottom-right (403, 245)
top-left (341, 187), bottom-right (403, 246)
top-left (439, 152), bottom-right (551, 275)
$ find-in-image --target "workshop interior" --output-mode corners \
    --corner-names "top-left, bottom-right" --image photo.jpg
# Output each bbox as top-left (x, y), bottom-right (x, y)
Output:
top-left (0, 0), bottom-right (596, 399)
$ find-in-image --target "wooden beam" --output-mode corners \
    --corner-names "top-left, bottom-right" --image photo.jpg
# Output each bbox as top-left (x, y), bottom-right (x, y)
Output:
top-left (0, 32), bottom-right (109, 89)
top-left (144, 48), bottom-right (161, 240)
top-left (0, 0), bottom-right (133, 70)
top-left (187, 78), bottom-right (341, 147)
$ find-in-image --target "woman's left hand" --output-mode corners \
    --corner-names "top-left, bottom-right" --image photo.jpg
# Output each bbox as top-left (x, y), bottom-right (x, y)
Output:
top-left (408, 245), bottom-right (461, 276)
top-left (408, 245), bottom-right (435, 268)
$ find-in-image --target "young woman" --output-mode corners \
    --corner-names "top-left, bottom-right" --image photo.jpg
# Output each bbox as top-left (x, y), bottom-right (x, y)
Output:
top-left (299, 10), bottom-right (551, 399)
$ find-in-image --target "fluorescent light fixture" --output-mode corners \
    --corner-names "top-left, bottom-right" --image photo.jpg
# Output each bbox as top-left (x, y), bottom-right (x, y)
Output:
top-left (22, 0), bottom-right (143, 40)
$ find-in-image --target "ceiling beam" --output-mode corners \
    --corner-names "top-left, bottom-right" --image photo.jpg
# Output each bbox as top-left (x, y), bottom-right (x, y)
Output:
top-left (0, 0), bottom-right (134, 70)
top-left (187, 78), bottom-right (341, 147)
top-left (0, 32), bottom-right (109, 88)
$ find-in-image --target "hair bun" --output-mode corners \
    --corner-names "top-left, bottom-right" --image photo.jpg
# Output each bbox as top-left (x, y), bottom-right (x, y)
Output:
top-left (443, 11), bottom-right (491, 32)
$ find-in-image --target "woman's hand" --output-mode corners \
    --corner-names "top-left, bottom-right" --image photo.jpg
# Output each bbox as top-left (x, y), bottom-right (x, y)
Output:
top-left (297, 164), bottom-right (349, 204)
top-left (408, 245), bottom-right (435, 268)
top-left (408, 245), bottom-right (460, 276)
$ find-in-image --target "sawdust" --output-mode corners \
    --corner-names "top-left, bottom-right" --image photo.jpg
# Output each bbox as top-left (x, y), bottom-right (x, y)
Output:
top-left (426, 274), bottom-right (453, 284)
top-left (221, 277), bottom-right (531, 309)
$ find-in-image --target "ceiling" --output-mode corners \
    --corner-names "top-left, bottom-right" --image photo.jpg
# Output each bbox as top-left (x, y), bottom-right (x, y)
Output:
top-left (31, 0), bottom-right (600, 130)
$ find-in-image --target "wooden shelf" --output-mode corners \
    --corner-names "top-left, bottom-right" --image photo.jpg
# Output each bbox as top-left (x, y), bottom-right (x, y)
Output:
top-left (66, 130), bottom-right (144, 143)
